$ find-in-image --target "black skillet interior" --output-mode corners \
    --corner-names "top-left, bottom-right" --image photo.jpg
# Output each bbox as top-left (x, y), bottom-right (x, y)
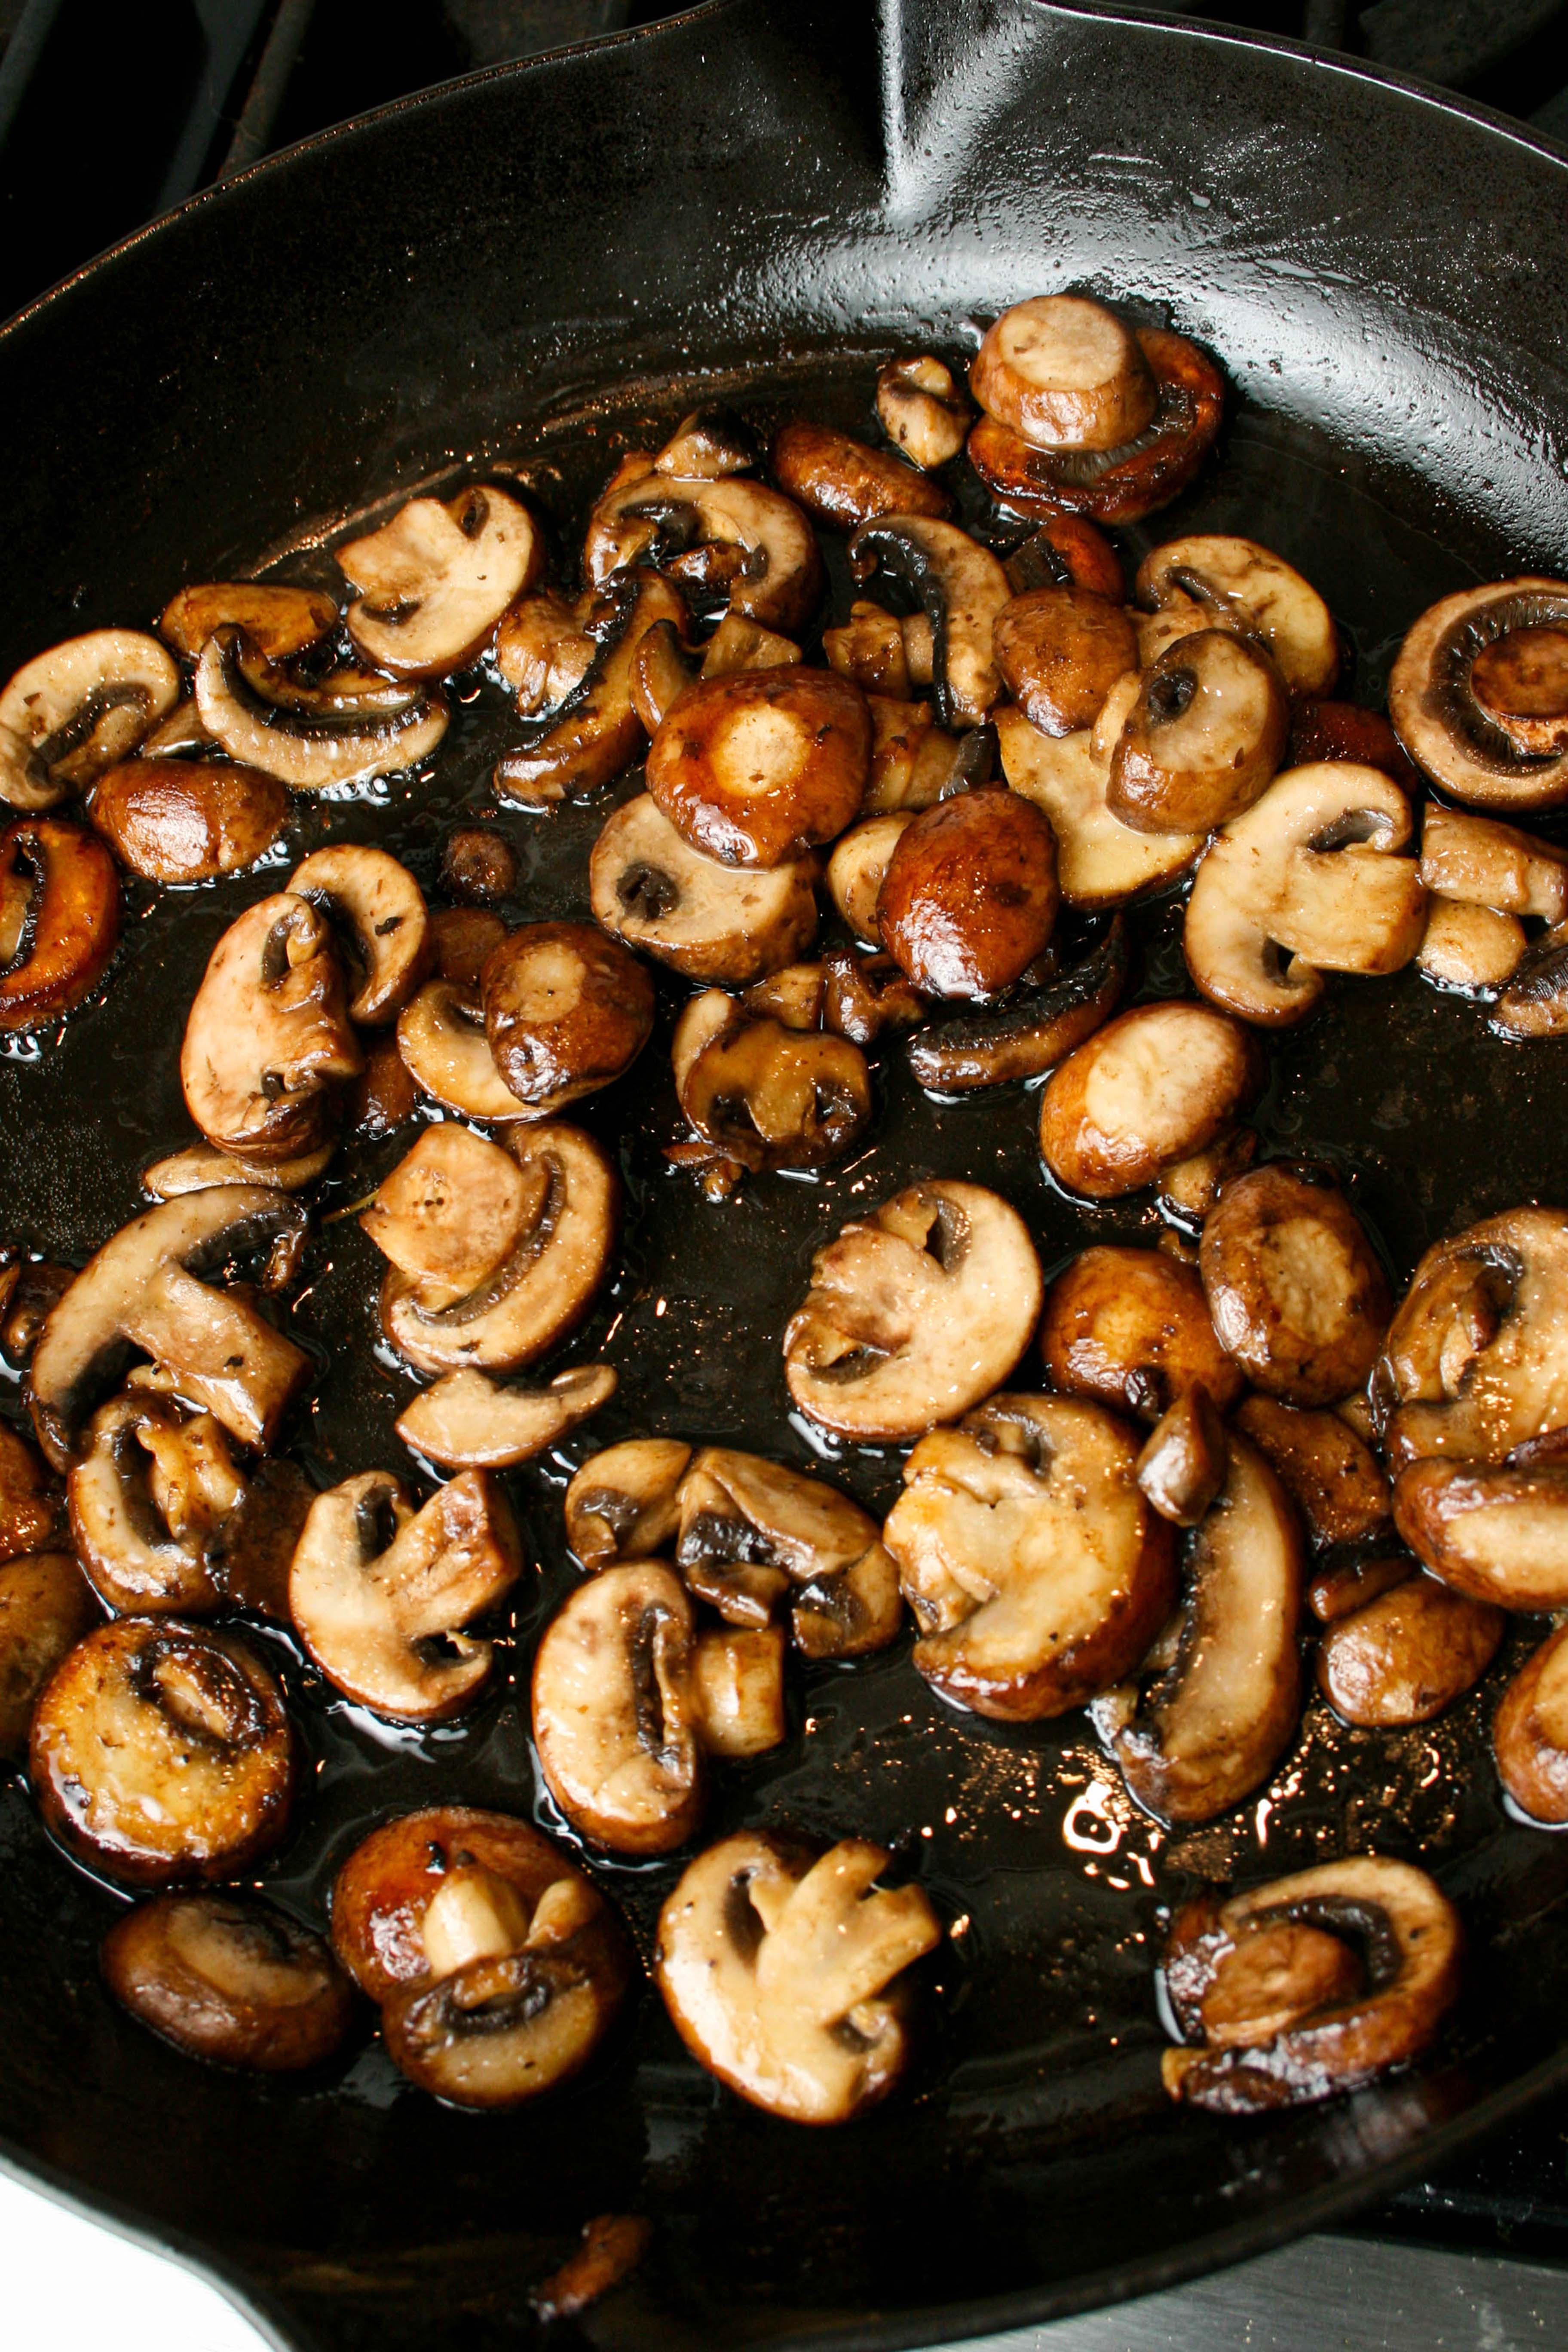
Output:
top-left (5, 4), bottom-right (1568, 2348)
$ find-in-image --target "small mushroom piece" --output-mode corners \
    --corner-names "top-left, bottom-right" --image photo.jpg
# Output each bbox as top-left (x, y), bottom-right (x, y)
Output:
top-left (885, 1394), bottom-right (1176, 1717)
top-left (971, 296), bottom-right (1156, 452)
top-left (203, 1456), bottom-right (314, 1622)
top-left (997, 705), bottom-right (1204, 908)
top-left (0, 1551), bottom-right (97, 1755)
top-left (699, 610), bottom-right (803, 679)
top-left (0, 817), bottom-right (120, 1031)
top-left (440, 826), bottom-right (518, 908)
top-left (1, 1262), bottom-right (73, 1369)
top-left (1183, 763), bottom-right (1426, 1026)
top-left (655, 1831), bottom-right (941, 2124)
top-left (180, 893), bottom-right (362, 1160)
top-left (1419, 801), bottom-right (1568, 920)
top-left (590, 793), bottom-right (818, 983)
top-left (361, 1125), bottom-right (532, 1300)
top-left (494, 588), bottom-right (600, 717)
top-left (290, 1467), bottom-right (520, 1721)
top-left (1391, 1457), bottom-right (1568, 1610)
top-left (0, 1422), bottom-right (61, 1562)
top-left (876, 355), bottom-right (973, 470)
top-left (67, 1393), bottom-right (243, 1614)
top-left (195, 628), bottom-right (448, 792)
top-left (431, 906), bottom-right (508, 987)
top-left (1108, 631), bottom-right (1289, 835)
top-left (288, 845), bottom-right (430, 1026)
top-left (1160, 1855), bottom-right (1462, 2111)
top-left (1136, 1387), bottom-right (1228, 1527)
top-left (674, 1446), bottom-right (901, 1657)
top-left (630, 619), bottom-right (699, 734)
top-left (863, 695), bottom-right (989, 815)
top-left (481, 920), bottom-right (654, 1111)
top-left (653, 406), bottom-right (761, 478)
top-left (347, 1040), bottom-right (418, 1141)
top-left (583, 467), bottom-right (824, 635)
top-left (495, 571), bottom-right (689, 805)
top-left (993, 585), bottom-right (1138, 738)
top-left (771, 421), bottom-right (952, 529)
top-left (1308, 1554), bottom-right (1414, 1623)
top-left (1135, 537), bottom-right (1339, 699)
top-left (1316, 1572), bottom-right (1503, 1728)
top-left (822, 602), bottom-right (913, 699)
top-left (827, 811), bottom-right (913, 943)
top-left (647, 668), bottom-right (870, 868)
top-left (848, 518), bottom-right (1011, 730)
top-left (395, 980), bottom-right (526, 1121)
top-left (692, 1625), bottom-right (789, 1756)
top-left (906, 912), bottom-right (1127, 1090)
top-left (675, 1000), bottom-right (872, 1174)
top-left (877, 788), bottom-right (1059, 998)
top-left (379, 1123), bottom-right (618, 1376)
top-left (783, 1181), bottom-right (1043, 1442)
top-left (531, 2217), bottom-right (654, 2325)
top-left (743, 960), bottom-right (827, 1030)
top-left (1040, 1245), bottom-right (1244, 1420)
top-left (968, 328), bottom-right (1225, 524)
top-left (396, 1364), bottom-right (616, 1471)
top-left (1112, 1432), bottom-right (1304, 1823)
top-left (532, 1561), bottom-right (704, 1855)
top-left (1389, 579), bottom-right (1568, 810)
top-left (1201, 1164), bottom-right (1391, 1408)
top-left (1156, 1125), bottom-right (1259, 1224)
top-left (1494, 1622), bottom-right (1568, 1822)
top-left (159, 583), bottom-right (338, 663)
top-left (28, 1186), bottom-right (311, 1469)
top-left (1287, 698), bottom-right (1422, 791)
top-left (1418, 898), bottom-right (1525, 992)
top-left (91, 760), bottom-right (289, 883)
top-left (1038, 1000), bottom-right (1263, 1200)
top-left (565, 1439), bottom-right (692, 1570)
top-left (0, 630), bottom-right (181, 812)
top-left (101, 1893), bottom-right (355, 2072)
top-left (1377, 1207), bottom-right (1568, 1471)
top-left (822, 946), bottom-right (929, 1047)
top-left (339, 485), bottom-right (542, 677)
top-left (141, 1139), bottom-right (334, 1199)
top-left (1233, 1393), bottom-right (1390, 1545)
top-left (1005, 515), bottom-right (1125, 603)
top-left (30, 1617), bottom-right (292, 1884)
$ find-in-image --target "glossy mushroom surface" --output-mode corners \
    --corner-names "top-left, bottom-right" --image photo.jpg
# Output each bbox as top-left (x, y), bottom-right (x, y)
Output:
top-left (1038, 1001), bottom-right (1262, 1200)
top-left (672, 992), bottom-right (872, 1174)
top-left (967, 328), bottom-right (1224, 525)
top-left (1039, 1245), bottom-right (1244, 1420)
top-left (482, 920), bottom-right (655, 1111)
top-left (1107, 630), bottom-right (1288, 835)
top-left (0, 816), bottom-right (120, 1031)
top-left (998, 706), bottom-right (1204, 909)
top-left (0, 1550), bottom-right (97, 1756)
top-left (195, 628), bottom-right (447, 792)
top-left (0, 629), bottom-right (180, 812)
top-left (339, 484), bottom-right (542, 677)
top-left (590, 794), bottom-right (818, 983)
top-left (180, 893), bottom-right (362, 1161)
top-left (288, 845), bottom-right (431, 1026)
top-left (102, 1894), bottom-right (355, 2072)
top-left (1316, 1572), bottom-right (1502, 1728)
top-left (1494, 1623), bottom-right (1568, 1823)
top-left (877, 789), bottom-right (1059, 999)
top-left (772, 421), bottom-right (952, 528)
top-left (1389, 578), bottom-right (1568, 810)
top-left (91, 760), bottom-right (288, 883)
top-left (971, 296), bottom-right (1156, 452)
top-left (395, 1363), bottom-right (616, 1472)
top-left (646, 667), bottom-right (870, 867)
top-left (1201, 1164), bottom-right (1391, 1408)
top-left (1135, 536), bottom-right (1338, 698)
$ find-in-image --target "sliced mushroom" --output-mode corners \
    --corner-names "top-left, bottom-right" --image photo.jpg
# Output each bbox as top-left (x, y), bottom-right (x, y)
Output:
top-left (1135, 537), bottom-right (1338, 698)
top-left (783, 1180), bottom-right (1043, 1442)
top-left (822, 602), bottom-right (913, 699)
top-left (1184, 763), bottom-right (1426, 1025)
top-left (564, 1439), bottom-right (692, 1570)
top-left (971, 296), bottom-right (1156, 453)
top-left (674, 997), bottom-right (872, 1174)
top-left (0, 629), bottom-right (181, 812)
top-left (68, 1392), bottom-right (244, 1615)
top-left (531, 1560), bottom-right (705, 1855)
top-left (862, 694), bottom-right (989, 814)
top-left (687, 1625), bottom-right (786, 1755)
top-left (822, 945), bottom-right (930, 1047)
top-left (630, 620), bottom-right (699, 734)
top-left (160, 583), bottom-right (338, 668)
top-left (906, 913), bottom-right (1127, 1090)
top-left (196, 627), bottom-right (448, 792)
top-left (1156, 1125), bottom-right (1259, 1224)
top-left (826, 811), bottom-right (912, 943)
top-left (1392, 1457), bottom-right (1568, 1609)
top-left (675, 1446), bottom-right (901, 1657)
top-left (1201, 1164), bottom-right (1390, 1409)
top-left (885, 1394), bottom-right (1176, 1718)
top-left (0, 1421), bottom-right (61, 1562)
top-left (495, 572), bottom-right (689, 805)
top-left (771, 420), bottom-right (952, 529)
top-left (495, 588), bottom-right (599, 715)
top-left (1418, 898), bottom-right (1525, 992)
top-left (1038, 1000), bottom-right (1262, 1200)
top-left (0, 1261), bottom-right (72, 1369)
top-left (655, 1831), bottom-right (940, 2125)
top-left (1491, 919), bottom-right (1568, 1037)
top-left (1308, 1554), bottom-right (1414, 1624)
top-left (583, 467), bottom-right (824, 635)
top-left (396, 980), bottom-right (526, 1121)
top-left (848, 518), bottom-right (1011, 730)
top-left (1390, 579), bottom-right (1568, 810)
top-left (744, 960), bottom-right (826, 1031)
top-left (379, 1123), bottom-right (618, 1375)
top-left (876, 355), bottom-right (973, 471)
top-left (1110, 1432), bottom-right (1303, 1822)
top-left (0, 816), bottom-right (120, 1031)
top-left (1494, 1623), bottom-right (1568, 1823)
top-left (1316, 1571), bottom-right (1502, 1728)
top-left (30, 1616), bottom-right (292, 1884)
top-left (590, 793), bottom-right (818, 983)
top-left (289, 1467), bottom-right (520, 1721)
top-left (181, 893), bottom-right (361, 1159)
top-left (1161, 1854), bottom-right (1462, 2112)
top-left (877, 788), bottom-right (1059, 998)
top-left (1421, 801), bottom-right (1568, 924)
top-left (339, 485), bottom-right (541, 677)
top-left (397, 1364), bottom-right (616, 1471)
top-left (1232, 1393), bottom-right (1390, 1545)
top-left (205, 1456), bottom-right (315, 1622)
top-left (1377, 1207), bottom-right (1568, 1472)
top-left (28, 1186), bottom-right (311, 1469)
top-left (141, 1138), bottom-right (334, 1199)
top-left (653, 406), bottom-right (761, 479)
top-left (287, 845), bottom-right (430, 1025)
top-left (993, 585), bottom-right (1138, 739)
top-left (101, 1893), bottom-right (355, 2072)
top-left (1136, 1387), bottom-right (1228, 1527)
top-left (481, 920), bottom-right (654, 1111)
top-left (1108, 631), bottom-right (1288, 835)
top-left (1040, 1245), bottom-right (1244, 1421)
top-left (361, 1124), bottom-right (532, 1300)
top-left (968, 328), bottom-right (1225, 525)
top-left (647, 668), bottom-right (870, 868)
top-left (91, 760), bottom-right (289, 883)
top-left (0, 1551), bottom-right (97, 1756)
top-left (999, 703), bottom-right (1204, 913)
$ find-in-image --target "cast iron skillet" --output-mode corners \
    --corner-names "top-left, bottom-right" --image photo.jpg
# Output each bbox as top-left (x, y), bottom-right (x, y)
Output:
top-left (3, 3), bottom-right (1568, 2346)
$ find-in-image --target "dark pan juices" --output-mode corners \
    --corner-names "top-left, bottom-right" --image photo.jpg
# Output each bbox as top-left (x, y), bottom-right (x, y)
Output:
top-left (5, 352), bottom-right (1568, 2344)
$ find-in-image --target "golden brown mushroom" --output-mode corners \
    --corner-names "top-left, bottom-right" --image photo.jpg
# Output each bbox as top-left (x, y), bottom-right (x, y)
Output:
top-left (646, 668), bottom-right (870, 868)
top-left (1201, 1164), bottom-right (1391, 1408)
top-left (0, 1550), bottom-right (97, 1756)
top-left (0, 817), bottom-right (120, 1031)
top-left (1494, 1623), bottom-right (1568, 1823)
top-left (102, 1894), bottom-right (355, 2072)
top-left (877, 789), bottom-right (1059, 998)
top-left (91, 760), bottom-right (288, 883)
top-left (1039, 1245), bottom-right (1244, 1421)
top-left (481, 920), bottom-right (655, 1112)
top-left (1038, 1001), bottom-right (1262, 1200)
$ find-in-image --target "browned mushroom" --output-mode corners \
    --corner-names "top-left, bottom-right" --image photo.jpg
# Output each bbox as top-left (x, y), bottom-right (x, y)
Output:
top-left (481, 920), bottom-right (654, 1113)
top-left (1494, 1623), bottom-right (1568, 1822)
top-left (877, 788), bottom-right (1059, 998)
top-left (431, 905), bottom-right (508, 988)
top-left (101, 1894), bottom-right (355, 2072)
top-left (583, 457), bottom-right (824, 633)
top-left (1108, 631), bottom-right (1289, 835)
top-left (784, 1181), bottom-right (1043, 1441)
top-left (564, 1439), bottom-right (692, 1570)
top-left (91, 760), bottom-right (289, 883)
top-left (159, 584), bottom-right (337, 663)
top-left (997, 705), bottom-right (1205, 909)
top-left (822, 945), bottom-right (931, 1048)
top-left (30, 1616), bottom-right (293, 1884)
top-left (530, 2215), bottom-right (654, 2323)
top-left (1039, 1245), bottom-right (1244, 1421)
top-left (968, 330), bottom-right (1225, 525)
top-left (0, 1550), bottom-right (97, 1756)
top-left (339, 484), bottom-right (542, 677)
top-left (361, 1124), bottom-right (534, 1300)
top-left (993, 585), bottom-right (1138, 738)
top-left (1038, 1000), bottom-right (1263, 1200)
top-left (440, 826), bottom-right (518, 908)
top-left (1155, 1125), bottom-right (1259, 1224)
top-left (905, 914), bottom-right (1127, 1090)
top-left (646, 668), bottom-right (870, 868)
top-left (0, 630), bottom-right (181, 812)
top-left (1392, 1456), bottom-right (1568, 1610)
top-left (672, 992), bottom-right (872, 1174)
top-left (861, 695), bottom-right (990, 814)
top-left (1307, 1554), bottom-right (1415, 1624)
top-left (0, 1260), bottom-right (73, 1369)
top-left (180, 893), bottom-right (361, 1161)
top-left (67, 1391), bottom-right (244, 1614)
top-left (885, 1393), bottom-right (1176, 1717)
top-left (1418, 898), bottom-right (1525, 993)
top-left (1135, 536), bottom-right (1339, 699)
top-left (1232, 1393), bottom-right (1390, 1545)
top-left (590, 793), bottom-right (818, 983)
top-left (0, 1419), bottom-right (61, 1562)
top-left (771, 421), bottom-right (953, 528)
top-left (288, 845), bottom-right (431, 1026)
top-left (971, 297), bottom-right (1157, 452)
top-left (395, 980), bottom-right (525, 1122)
top-left (495, 571), bottom-right (689, 805)
top-left (876, 356), bottom-right (973, 470)
top-left (654, 1831), bottom-right (940, 2123)
top-left (1316, 1571), bottom-right (1503, 1727)
top-left (0, 817), bottom-right (120, 1031)
top-left (141, 1138), bottom-right (334, 1200)
top-left (395, 1364), bottom-right (616, 1472)
top-left (826, 811), bottom-right (912, 943)
top-left (1418, 801), bottom-right (1568, 923)
top-left (822, 603), bottom-right (915, 699)
top-left (1201, 1164), bottom-right (1391, 1408)
top-left (674, 1445), bottom-right (901, 1659)
top-left (289, 1467), bottom-right (520, 1721)
top-left (848, 518), bottom-right (1011, 730)
top-left (1489, 919), bottom-right (1568, 1037)
top-left (1160, 1854), bottom-right (1462, 2112)
top-left (1136, 1387), bottom-right (1229, 1527)
top-left (744, 960), bottom-right (827, 1031)
top-left (195, 628), bottom-right (448, 792)
top-left (1389, 579), bottom-right (1568, 810)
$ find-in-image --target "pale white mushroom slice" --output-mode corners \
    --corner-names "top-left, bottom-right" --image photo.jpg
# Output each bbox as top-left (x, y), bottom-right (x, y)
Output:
top-left (1417, 898), bottom-right (1524, 991)
top-left (289, 1467), bottom-right (520, 1721)
top-left (997, 706), bottom-right (1202, 908)
top-left (691, 1625), bottom-right (788, 1758)
top-left (396, 979), bottom-right (527, 1121)
top-left (674, 1446), bottom-right (902, 1657)
top-left (582, 467), bottom-right (823, 636)
top-left (1135, 535), bottom-right (1339, 698)
top-left (67, 1393), bottom-right (243, 1615)
top-left (180, 893), bottom-right (362, 1162)
top-left (288, 845), bottom-right (431, 1024)
top-left (0, 630), bottom-right (179, 811)
top-left (339, 485), bottom-right (542, 677)
top-left (195, 627), bottom-right (448, 790)
top-left (1183, 763), bottom-right (1427, 1025)
top-left (141, 1140), bottom-right (334, 1198)
top-left (655, 1832), bottom-right (941, 2124)
top-left (826, 812), bottom-right (914, 943)
top-left (590, 793), bottom-right (818, 984)
top-left (783, 1181), bottom-right (1043, 1442)
top-left (395, 1365), bottom-right (616, 1470)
